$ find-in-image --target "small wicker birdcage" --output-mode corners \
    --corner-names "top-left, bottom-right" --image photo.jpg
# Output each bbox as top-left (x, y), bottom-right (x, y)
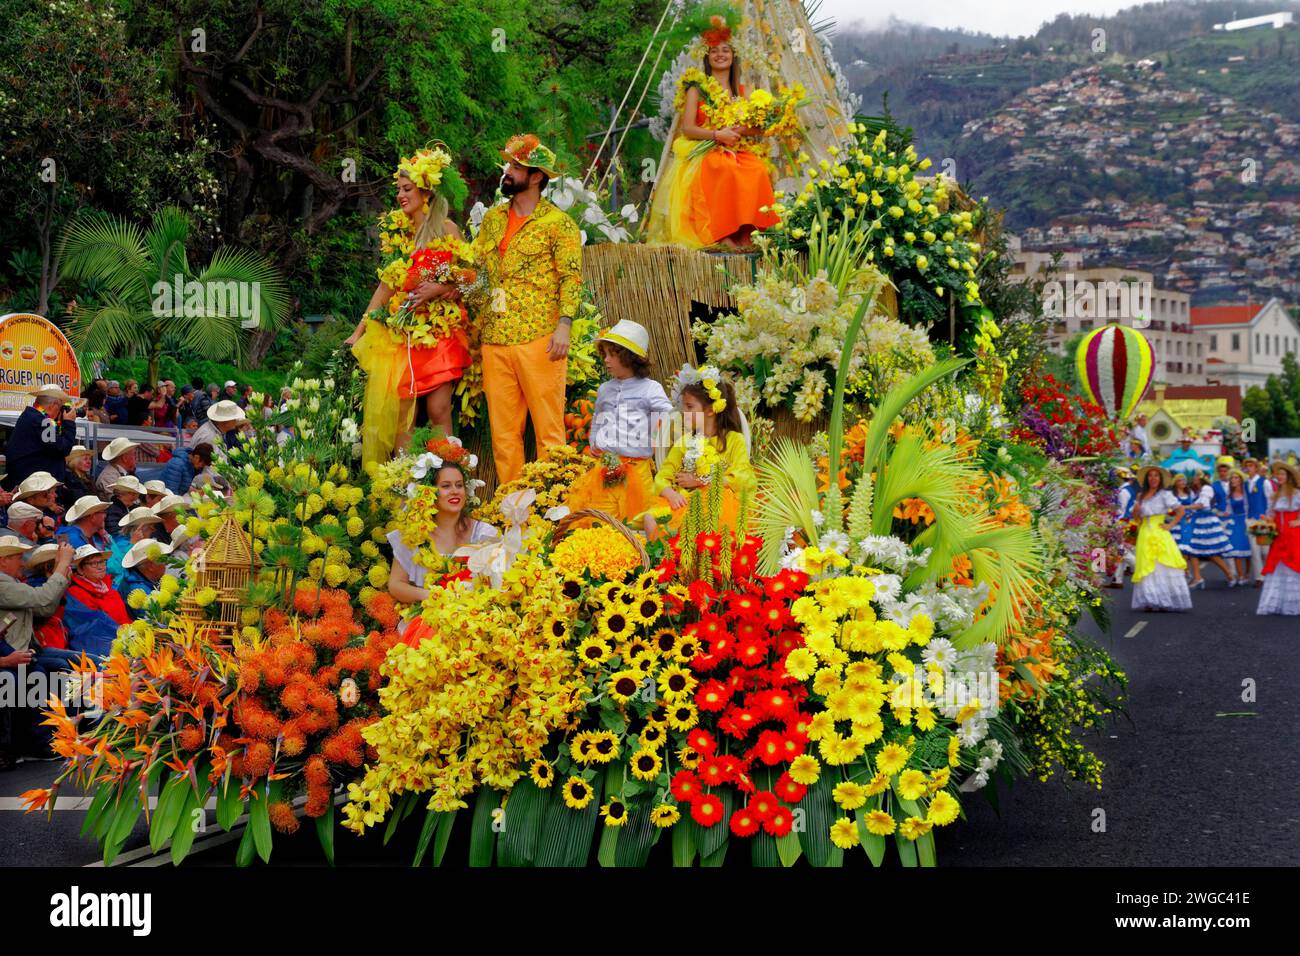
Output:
top-left (176, 513), bottom-right (258, 640)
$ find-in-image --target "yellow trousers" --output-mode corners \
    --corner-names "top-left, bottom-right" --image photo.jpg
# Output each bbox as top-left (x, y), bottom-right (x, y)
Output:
top-left (482, 333), bottom-right (568, 485)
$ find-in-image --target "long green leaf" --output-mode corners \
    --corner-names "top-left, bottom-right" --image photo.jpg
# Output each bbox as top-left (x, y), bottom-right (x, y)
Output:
top-left (432, 808), bottom-right (458, 866)
top-left (671, 818), bottom-right (696, 867)
top-left (215, 777), bottom-right (243, 831)
top-left (315, 799), bottom-right (336, 867)
top-left (413, 807), bottom-right (441, 867)
top-left (468, 789), bottom-right (500, 867)
top-left (149, 774), bottom-right (189, 852)
top-left (248, 787), bottom-right (273, 865)
top-left (80, 784), bottom-right (114, 840)
top-left (168, 786), bottom-right (204, 866)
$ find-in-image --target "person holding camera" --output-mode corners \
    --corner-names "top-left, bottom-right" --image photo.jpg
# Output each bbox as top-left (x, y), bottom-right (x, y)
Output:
top-left (3, 385), bottom-right (78, 490)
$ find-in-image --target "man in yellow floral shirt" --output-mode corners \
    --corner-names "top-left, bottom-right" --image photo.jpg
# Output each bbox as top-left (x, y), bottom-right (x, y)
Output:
top-left (469, 134), bottom-right (583, 485)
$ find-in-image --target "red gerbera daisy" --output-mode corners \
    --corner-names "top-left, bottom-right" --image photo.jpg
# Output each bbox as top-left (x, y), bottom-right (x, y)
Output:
top-left (748, 790), bottom-right (779, 820)
top-left (753, 689), bottom-right (796, 720)
top-left (691, 793), bottom-right (724, 827)
top-left (734, 638), bottom-right (768, 668)
top-left (696, 532), bottom-right (723, 554)
top-left (696, 680), bottom-right (730, 712)
top-left (687, 727), bottom-right (717, 755)
top-left (670, 769), bottom-right (700, 802)
top-left (686, 579), bottom-right (718, 611)
top-left (779, 734), bottom-right (805, 761)
top-left (753, 729), bottom-right (786, 766)
top-left (697, 756), bottom-right (731, 788)
top-left (775, 771), bottom-right (807, 804)
top-left (729, 806), bottom-right (761, 837)
top-left (763, 803), bottom-right (794, 837)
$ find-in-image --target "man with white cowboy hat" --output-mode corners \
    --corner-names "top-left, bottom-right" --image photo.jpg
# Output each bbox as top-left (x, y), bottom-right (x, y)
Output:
top-left (2, 383), bottom-right (78, 491)
top-left (151, 494), bottom-right (189, 538)
top-left (94, 436), bottom-right (140, 499)
top-left (12, 471), bottom-right (64, 518)
top-left (118, 538), bottom-right (175, 616)
top-left (142, 479), bottom-right (169, 508)
top-left (189, 399), bottom-right (245, 455)
top-left (0, 535), bottom-right (75, 769)
top-left (104, 475), bottom-right (147, 539)
top-left (59, 494), bottom-right (113, 551)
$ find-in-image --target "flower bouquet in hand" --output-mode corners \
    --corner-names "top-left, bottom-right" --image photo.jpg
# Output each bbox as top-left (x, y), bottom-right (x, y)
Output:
top-left (1248, 518), bottom-right (1277, 546)
top-left (368, 238), bottom-right (480, 345)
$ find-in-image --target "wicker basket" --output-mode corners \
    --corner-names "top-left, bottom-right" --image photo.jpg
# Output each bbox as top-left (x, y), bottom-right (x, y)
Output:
top-left (550, 508), bottom-right (651, 570)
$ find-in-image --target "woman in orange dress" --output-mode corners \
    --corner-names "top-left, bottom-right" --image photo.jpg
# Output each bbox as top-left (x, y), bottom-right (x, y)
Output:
top-left (646, 16), bottom-right (779, 250)
top-left (345, 147), bottom-right (474, 463)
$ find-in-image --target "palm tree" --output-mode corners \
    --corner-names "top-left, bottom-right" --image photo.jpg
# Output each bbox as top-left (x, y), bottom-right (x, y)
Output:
top-left (57, 206), bottom-right (289, 385)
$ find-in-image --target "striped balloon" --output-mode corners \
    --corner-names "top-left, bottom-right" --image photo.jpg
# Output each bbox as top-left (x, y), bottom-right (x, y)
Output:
top-left (1075, 323), bottom-right (1154, 419)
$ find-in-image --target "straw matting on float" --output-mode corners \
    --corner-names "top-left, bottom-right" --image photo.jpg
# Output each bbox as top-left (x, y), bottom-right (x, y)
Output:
top-left (581, 244), bottom-right (760, 377)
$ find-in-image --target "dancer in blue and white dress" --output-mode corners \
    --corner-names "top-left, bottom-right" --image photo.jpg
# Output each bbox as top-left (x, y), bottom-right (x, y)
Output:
top-left (1243, 458), bottom-right (1275, 586)
top-left (1170, 473), bottom-right (1197, 556)
top-left (1216, 471), bottom-right (1252, 586)
top-left (1184, 472), bottom-right (1237, 589)
top-left (1131, 465), bottom-right (1192, 612)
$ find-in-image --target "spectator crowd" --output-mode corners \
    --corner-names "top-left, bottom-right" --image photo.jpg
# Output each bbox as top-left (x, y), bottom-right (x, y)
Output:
top-left (0, 375), bottom-right (271, 770)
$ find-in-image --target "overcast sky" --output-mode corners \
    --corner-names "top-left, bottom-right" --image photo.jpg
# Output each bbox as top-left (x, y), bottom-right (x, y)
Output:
top-left (816, 0), bottom-right (1136, 38)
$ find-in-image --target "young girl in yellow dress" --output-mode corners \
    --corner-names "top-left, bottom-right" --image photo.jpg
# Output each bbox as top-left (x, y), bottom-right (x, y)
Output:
top-left (642, 365), bottom-right (754, 537)
top-left (564, 321), bottom-right (673, 523)
top-left (345, 146), bottom-right (475, 464)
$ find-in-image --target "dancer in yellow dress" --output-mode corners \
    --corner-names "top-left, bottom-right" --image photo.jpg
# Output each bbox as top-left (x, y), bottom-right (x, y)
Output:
top-left (1131, 465), bottom-right (1192, 612)
top-left (642, 365), bottom-right (753, 537)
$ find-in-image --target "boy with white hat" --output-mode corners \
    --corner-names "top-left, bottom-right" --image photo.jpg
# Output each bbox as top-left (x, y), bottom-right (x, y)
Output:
top-left (118, 538), bottom-right (175, 617)
top-left (95, 437), bottom-right (140, 499)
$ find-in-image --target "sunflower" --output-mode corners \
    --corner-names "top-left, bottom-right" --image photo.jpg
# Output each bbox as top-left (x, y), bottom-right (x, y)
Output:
top-left (607, 670), bottom-right (643, 705)
top-left (650, 803), bottom-right (680, 828)
top-left (666, 702), bottom-right (699, 731)
top-left (637, 722), bottom-right (667, 750)
top-left (586, 730), bottom-right (621, 764)
top-left (651, 628), bottom-right (678, 656)
top-left (569, 731), bottom-right (596, 764)
top-left (628, 653), bottom-right (656, 676)
top-left (673, 636), bottom-right (700, 662)
top-left (576, 637), bottom-right (611, 668)
top-left (630, 748), bottom-right (663, 781)
top-left (632, 593), bottom-right (663, 624)
top-left (657, 664), bottom-right (698, 702)
top-left (597, 606), bottom-right (633, 641)
top-left (595, 582), bottom-right (624, 606)
top-left (621, 637), bottom-right (653, 660)
top-left (560, 576), bottom-right (584, 601)
top-left (676, 745), bottom-right (701, 769)
top-left (633, 571), bottom-right (660, 591)
top-left (600, 799), bottom-right (629, 827)
top-left (547, 617), bottom-right (570, 641)
top-left (562, 776), bottom-right (595, 810)
top-left (530, 759), bottom-right (555, 789)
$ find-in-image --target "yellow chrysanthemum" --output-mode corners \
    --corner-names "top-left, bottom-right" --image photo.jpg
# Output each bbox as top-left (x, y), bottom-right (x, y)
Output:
top-left (832, 781), bottom-right (868, 811)
top-left (829, 817), bottom-right (861, 850)
top-left (788, 754), bottom-right (820, 786)
top-left (864, 810), bottom-right (896, 835)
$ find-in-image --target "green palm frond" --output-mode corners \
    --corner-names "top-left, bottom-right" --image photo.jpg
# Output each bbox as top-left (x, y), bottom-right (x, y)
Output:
top-left (951, 523), bottom-right (1042, 648)
top-left (858, 356), bottom-right (969, 479)
top-left (143, 206), bottom-right (193, 285)
top-left (66, 296), bottom-right (153, 363)
top-left (755, 438), bottom-right (822, 575)
top-left (57, 213), bottom-right (151, 302)
top-left (194, 247), bottom-right (291, 332)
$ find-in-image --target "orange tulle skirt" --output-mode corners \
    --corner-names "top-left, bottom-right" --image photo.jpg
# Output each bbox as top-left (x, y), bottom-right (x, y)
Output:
top-left (564, 457), bottom-right (656, 524)
top-left (643, 485), bottom-right (744, 537)
top-left (646, 136), bottom-right (780, 248)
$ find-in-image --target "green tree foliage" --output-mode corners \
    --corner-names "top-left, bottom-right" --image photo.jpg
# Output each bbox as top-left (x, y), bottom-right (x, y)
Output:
top-left (1242, 352), bottom-right (1300, 454)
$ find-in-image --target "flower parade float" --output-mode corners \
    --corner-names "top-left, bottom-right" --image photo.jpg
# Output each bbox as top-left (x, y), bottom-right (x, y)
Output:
top-left (21, 122), bottom-right (1129, 870)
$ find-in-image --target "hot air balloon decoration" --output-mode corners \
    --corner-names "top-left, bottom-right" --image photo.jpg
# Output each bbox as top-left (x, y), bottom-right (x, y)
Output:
top-left (1075, 322), bottom-right (1154, 420)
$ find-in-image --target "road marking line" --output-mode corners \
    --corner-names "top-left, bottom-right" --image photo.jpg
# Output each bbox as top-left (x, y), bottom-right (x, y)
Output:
top-left (1124, 621), bottom-right (1147, 638)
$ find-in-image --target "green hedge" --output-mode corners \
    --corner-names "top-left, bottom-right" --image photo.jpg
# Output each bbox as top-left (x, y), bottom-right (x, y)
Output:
top-left (98, 356), bottom-right (286, 394)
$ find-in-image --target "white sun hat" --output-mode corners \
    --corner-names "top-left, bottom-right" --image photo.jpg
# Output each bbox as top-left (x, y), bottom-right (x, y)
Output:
top-left (118, 506), bottom-right (164, 530)
top-left (122, 538), bottom-right (175, 569)
top-left (65, 495), bottom-right (112, 523)
top-left (596, 320), bottom-right (650, 359)
top-left (13, 472), bottom-right (62, 500)
top-left (0, 535), bottom-right (33, 557)
top-left (110, 475), bottom-right (148, 497)
top-left (207, 400), bottom-right (246, 423)
top-left (151, 494), bottom-right (188, 516)
top-left (101, 437), bottom-right (140, 461)
top-left (73, 543), bottom-right (111, 565)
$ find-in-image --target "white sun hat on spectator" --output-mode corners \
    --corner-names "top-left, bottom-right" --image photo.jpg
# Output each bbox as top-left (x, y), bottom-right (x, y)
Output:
top-left (13, 472), bottom-right (62, 500)
top-left (122, 538), bottom-right (174, 569)
top-left (6, 501), bottom-right (45, 524)
top-left (73, 544), bottom-right (111, 565)
top-left (207, 400), bottom-right (246, 423)
top-left (151, 495), bottom-right (188, 516)
top-left (66, 445), bottom-right (94, 463)
top-left (110, 475), bottom-right (148, 496)
top-left (26, 543), bottom-right (58, 569)
top-left (143, 480), bottom-right (169, 496)
top-left (101, 437), bottom-right (140, 461)
top-left (65, 495), bottom-right (111, 523)
top-left (118, 507), bottom-right (164, 531)
top-left (30, 383), bottom-right (72, 402)
top-left (0, 535), bottom-right (33, 557)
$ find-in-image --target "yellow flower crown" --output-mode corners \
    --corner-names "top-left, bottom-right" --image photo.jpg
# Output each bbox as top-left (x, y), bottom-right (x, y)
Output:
top-left (672, 363), bottom-right (727, 413)
top-left (395, 145), bottom-right (452, 193)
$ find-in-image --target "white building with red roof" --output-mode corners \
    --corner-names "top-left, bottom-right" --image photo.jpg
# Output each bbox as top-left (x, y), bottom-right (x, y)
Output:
top-left (1193, 298), bottom-right (1300, 392)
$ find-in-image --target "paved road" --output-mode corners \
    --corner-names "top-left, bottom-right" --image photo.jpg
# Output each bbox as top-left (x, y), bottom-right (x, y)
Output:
top-left (2, 578), bottom-right (1295, 867)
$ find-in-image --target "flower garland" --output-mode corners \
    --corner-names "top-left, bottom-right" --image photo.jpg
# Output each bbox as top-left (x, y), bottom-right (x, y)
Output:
top-left (674, 68), bottom-right (766, 159)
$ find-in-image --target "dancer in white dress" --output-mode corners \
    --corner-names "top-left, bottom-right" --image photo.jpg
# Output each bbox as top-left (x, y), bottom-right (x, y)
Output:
top-left (1257, 462), bottom-right (1300, 617)
top-left (1131, 465), bottom-right (1193, 612)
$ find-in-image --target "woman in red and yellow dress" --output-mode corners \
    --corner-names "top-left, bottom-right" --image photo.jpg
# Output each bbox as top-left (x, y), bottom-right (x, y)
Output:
top-left (646, 11), bottom-right (779, 250)
top-left (345, 147), bottom-right (475, 464)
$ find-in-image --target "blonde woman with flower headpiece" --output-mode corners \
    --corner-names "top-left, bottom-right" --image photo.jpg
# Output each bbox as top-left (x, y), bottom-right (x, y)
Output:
top-left (386, 436), bottom-right (497, 647)
top-left (642, 365), bottom-right (754, 537)
top-left (644, 2), bottom-right (782, 250)
top-left (345, 146), bottom-right (476, 463)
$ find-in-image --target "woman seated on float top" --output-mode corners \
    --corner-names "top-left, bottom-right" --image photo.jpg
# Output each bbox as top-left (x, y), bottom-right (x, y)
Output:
top-left (386, 441), bottom-right (497, 647)
top-left (644, 10), bottom-right (779, 250)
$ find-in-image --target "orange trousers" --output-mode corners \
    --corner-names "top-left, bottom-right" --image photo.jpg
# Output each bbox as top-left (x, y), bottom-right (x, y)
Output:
top-left (482, 332), bottom-right (568, 485)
